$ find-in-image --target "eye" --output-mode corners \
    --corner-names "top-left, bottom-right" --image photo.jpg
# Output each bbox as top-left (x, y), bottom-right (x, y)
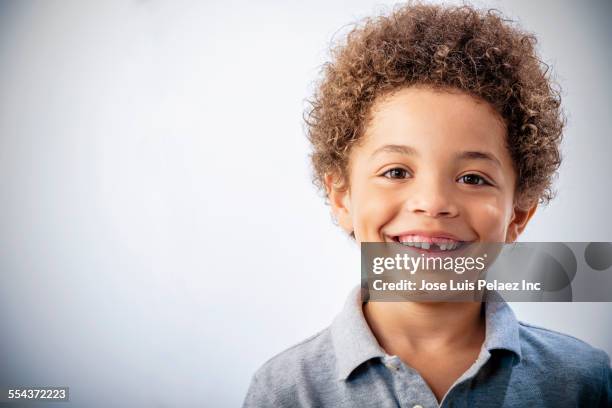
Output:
top-left (382, 167), bottom-right (410, 179)
top-left (458, 174), bottom-right (490, 186)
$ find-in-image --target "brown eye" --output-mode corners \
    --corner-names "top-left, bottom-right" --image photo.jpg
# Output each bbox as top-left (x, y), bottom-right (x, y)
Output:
top-left (458, 174), bottom-right (488, 185)
top-left (383, 168), bottom-right (409, 179)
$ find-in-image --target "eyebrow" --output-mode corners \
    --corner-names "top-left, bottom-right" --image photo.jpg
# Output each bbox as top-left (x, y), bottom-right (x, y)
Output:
top-left (371, 144), bottom-right (501, 167)
top-left (371, 144), bottom-right (418, 157)
top-left (456, 151), bottom-right (502, 167)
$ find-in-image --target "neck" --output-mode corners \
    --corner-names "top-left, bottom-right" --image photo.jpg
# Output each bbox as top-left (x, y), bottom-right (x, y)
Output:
top-left (363, 301), bottom-right (485, 353)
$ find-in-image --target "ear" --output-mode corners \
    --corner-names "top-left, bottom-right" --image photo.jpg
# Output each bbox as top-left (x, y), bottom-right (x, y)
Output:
top-left (505, 202), bottom-right (538, 243)
top-left (324, 173), bottom-right (354, 234)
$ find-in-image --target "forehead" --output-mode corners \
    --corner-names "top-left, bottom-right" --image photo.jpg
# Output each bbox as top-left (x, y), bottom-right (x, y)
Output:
top-left (360, 86), bottom-right (508, 153)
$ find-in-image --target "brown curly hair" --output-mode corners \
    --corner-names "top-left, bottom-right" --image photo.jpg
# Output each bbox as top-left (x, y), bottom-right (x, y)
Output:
top-left (305, 2), bottom-right (564, 211)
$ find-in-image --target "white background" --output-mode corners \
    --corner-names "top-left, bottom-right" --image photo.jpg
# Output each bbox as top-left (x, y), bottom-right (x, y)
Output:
top-left (0, 1), bottom-right (610, 407)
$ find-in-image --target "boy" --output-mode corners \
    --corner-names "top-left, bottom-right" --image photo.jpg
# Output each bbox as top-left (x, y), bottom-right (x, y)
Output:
top-left (243, 3), bottom-right (611, 407)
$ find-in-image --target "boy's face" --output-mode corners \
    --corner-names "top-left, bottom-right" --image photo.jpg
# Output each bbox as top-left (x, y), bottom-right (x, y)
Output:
top-left (326, 86), bottom-right (537, 246)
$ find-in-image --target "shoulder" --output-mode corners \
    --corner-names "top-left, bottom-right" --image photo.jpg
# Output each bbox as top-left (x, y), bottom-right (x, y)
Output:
top-left (254, 326), bottom-right (335, 382)
top-left (518, 321), bottom-right (610, 368)
top-left (243, 327), bottom-right (337, 407)
top-left (517, 321), bottom-right (610, 401)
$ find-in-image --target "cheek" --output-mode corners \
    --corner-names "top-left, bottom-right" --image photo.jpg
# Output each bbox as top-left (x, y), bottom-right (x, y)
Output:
top-left (351, 187), bottom-right (401, 241)
top-left (464, 195), bottom-right (514, 241)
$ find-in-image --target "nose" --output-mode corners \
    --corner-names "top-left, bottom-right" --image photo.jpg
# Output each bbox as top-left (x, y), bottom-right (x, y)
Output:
top-left (404, 174), bottom-right (459, 218)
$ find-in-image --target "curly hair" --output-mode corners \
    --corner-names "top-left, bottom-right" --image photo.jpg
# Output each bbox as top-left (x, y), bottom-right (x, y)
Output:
top-left (305, 2), bottom-right (564, 210)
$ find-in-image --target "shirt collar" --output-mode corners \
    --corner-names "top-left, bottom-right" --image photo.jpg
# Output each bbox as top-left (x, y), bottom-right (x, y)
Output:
top-left (330, 286), bottom-right (386, 380)
top-left (481, 291), bottom-right (522, 361)
top-left (330, 286), bottom-right (522, 381)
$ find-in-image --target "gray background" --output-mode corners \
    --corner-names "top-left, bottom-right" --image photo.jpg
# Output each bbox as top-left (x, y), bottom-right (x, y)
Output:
top-left (0, 1), bottom-right (610, 407)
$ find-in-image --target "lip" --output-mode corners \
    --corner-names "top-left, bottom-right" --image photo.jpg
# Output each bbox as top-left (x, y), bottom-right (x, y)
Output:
top-left (386, 230), bottom-right (475, 254)
top-left (389, 230), bottom-right (466, 242)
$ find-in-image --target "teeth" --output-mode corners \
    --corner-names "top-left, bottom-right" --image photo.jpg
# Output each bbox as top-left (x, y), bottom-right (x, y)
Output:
top-left (398, 239), bottom-right (461, 251)
top-left (438, 242), bottom-right (459, 251)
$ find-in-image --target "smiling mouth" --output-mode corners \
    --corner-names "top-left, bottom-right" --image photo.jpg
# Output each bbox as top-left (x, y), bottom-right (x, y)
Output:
top-left (390, 235), bottom-right (471, 253)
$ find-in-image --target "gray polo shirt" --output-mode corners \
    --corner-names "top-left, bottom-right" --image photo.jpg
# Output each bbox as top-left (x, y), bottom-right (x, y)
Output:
top-left (243, 286), bottom-right (611, 407)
